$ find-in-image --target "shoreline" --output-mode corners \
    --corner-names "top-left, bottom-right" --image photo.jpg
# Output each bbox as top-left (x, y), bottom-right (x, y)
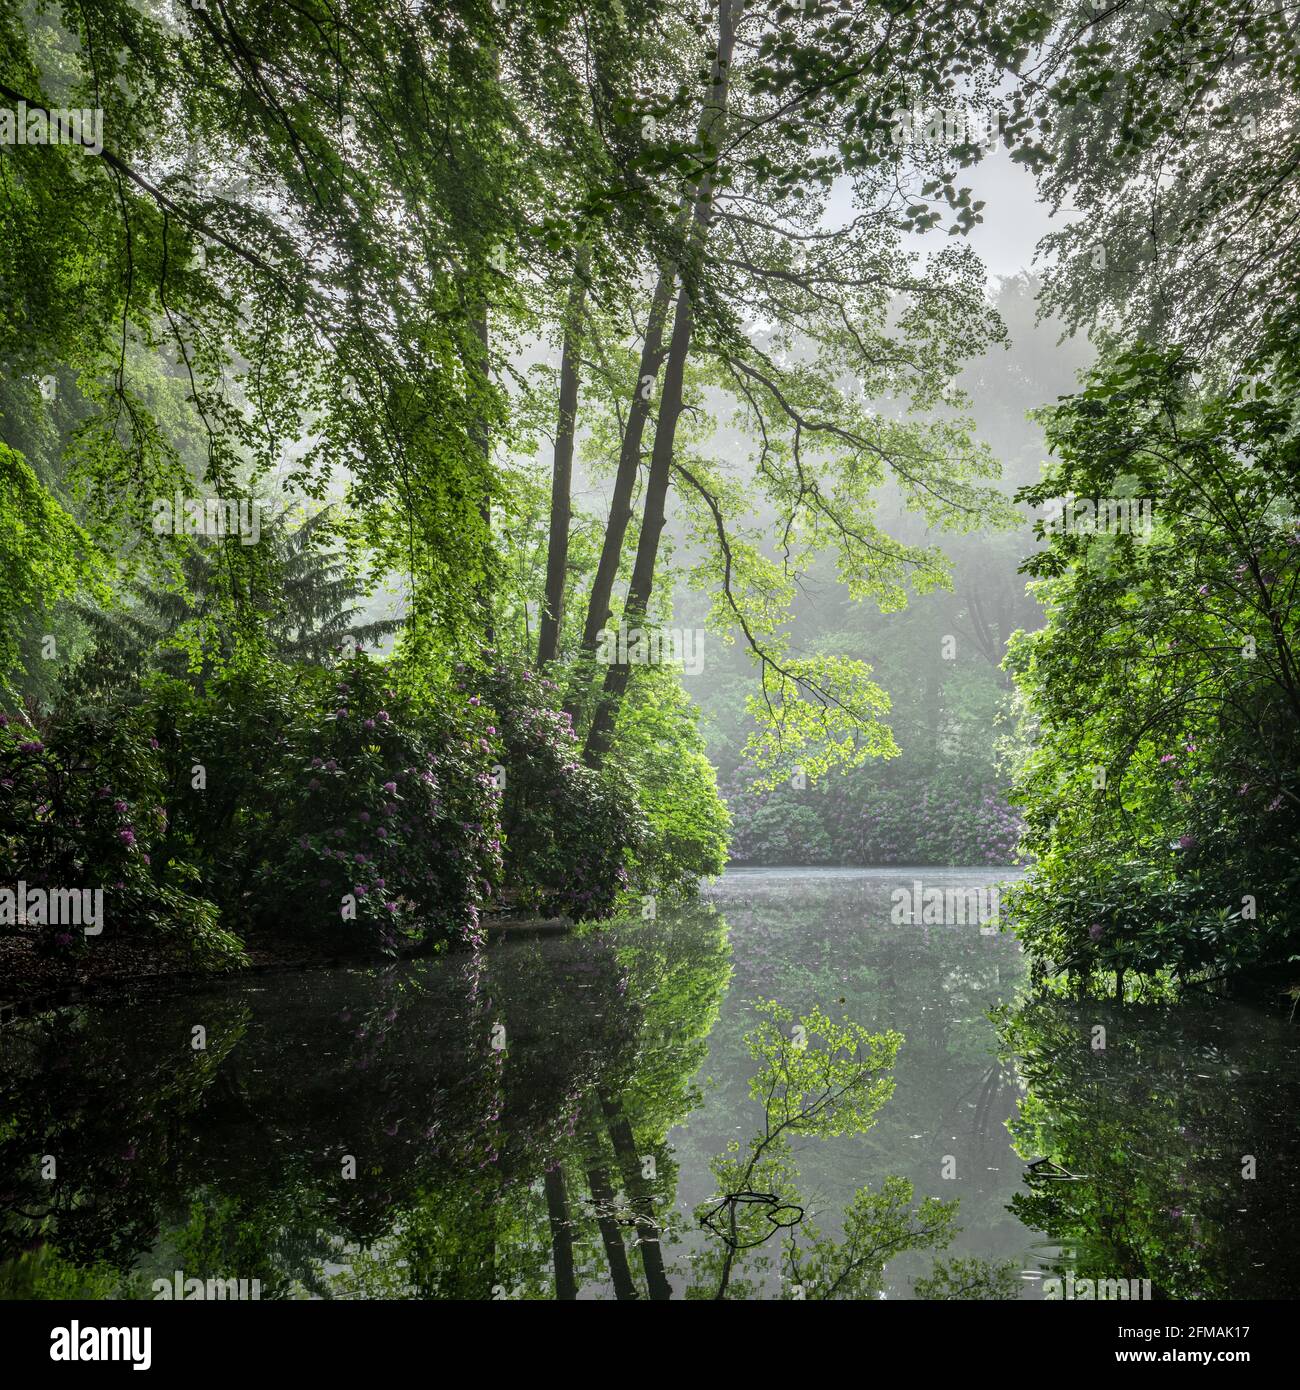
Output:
top-left (1, 867), bottom-right (1030, 1018)
top-left (0, 913), bottom-right (574, 1021)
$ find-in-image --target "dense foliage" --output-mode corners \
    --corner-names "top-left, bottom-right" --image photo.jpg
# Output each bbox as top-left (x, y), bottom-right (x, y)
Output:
top-left (1006, 347), bottom-right (1300, 987)
top-left (724, 763), bottom-right (1021, 868)
top-left (5, 0), bottom-right (1298, 997)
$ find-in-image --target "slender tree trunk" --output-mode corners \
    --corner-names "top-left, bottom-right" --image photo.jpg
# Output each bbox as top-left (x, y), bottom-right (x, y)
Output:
top-left (582, 0), bottom-right (738, 766)
top-left (537, 249), bottom-right (590, 667)
top-left (472, 303), bottom-right (495, 648)
top-left (544, 1163), bottom-right (578, 1299)
top-left (575, 269), bottom-right (674, 663)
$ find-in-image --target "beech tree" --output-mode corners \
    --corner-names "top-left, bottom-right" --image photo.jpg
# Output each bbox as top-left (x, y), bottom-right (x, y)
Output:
top-left (532, 0), bottom-right (1051, 781)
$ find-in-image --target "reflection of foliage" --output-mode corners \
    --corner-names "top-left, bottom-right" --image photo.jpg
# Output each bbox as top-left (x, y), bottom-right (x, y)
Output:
top-left (610, 905), bottom-right (732, 1140)
top-left (332, 1182), bottom-right (549, 1301)
top-left (997, 993), bottom-right (1300, 1299)
top-left (684, 872), bottom-right (1027, 1287)
top-left (743, 1000), bottom-right (900, 1140)
top-left (689, 1000), bottom-right (957, 1299)
top-left (320, 910), bottom-right (734, 1301)
top-left (0, 998), bottom-right (251, 1286)
top-left (0, 932), bottom-right (638, 1298)
top-left (913, 1255), bottom-right (1020, 1300)
top-left (172, 1194), bottom-right (304, 1302)
top-left (787, 1178), bottom-right (957, 1301)
top-left (701, 1189), bottom-right (803, 1251)
top-left (0, 1245), bottom-right (120, 1300)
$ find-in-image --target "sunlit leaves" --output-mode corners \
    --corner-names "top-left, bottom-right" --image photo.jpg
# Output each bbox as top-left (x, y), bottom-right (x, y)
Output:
top-left (741, 652), bottom-right (897, 790)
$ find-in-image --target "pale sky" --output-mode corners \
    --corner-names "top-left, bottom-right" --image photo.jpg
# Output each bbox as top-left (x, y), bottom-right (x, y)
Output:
top-left (824, 137), bottom-right (1060, 284)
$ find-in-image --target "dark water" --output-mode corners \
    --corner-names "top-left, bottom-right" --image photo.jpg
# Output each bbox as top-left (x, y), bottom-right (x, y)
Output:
top-left (2, 867), bottom-right (1297, 1299)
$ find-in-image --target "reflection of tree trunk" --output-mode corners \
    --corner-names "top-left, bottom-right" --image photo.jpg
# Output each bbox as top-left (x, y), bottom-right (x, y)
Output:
top-left (544, 1164), bottom-right (578, 1299)
top-left (584, 1153), bottom-right (637, 1299)
top-left (601, 1093), bottom-right (672, 1299)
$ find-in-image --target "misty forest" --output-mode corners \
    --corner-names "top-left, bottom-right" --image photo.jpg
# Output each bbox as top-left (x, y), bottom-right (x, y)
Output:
top-left (1, 0), bottom-right (1298, 1312)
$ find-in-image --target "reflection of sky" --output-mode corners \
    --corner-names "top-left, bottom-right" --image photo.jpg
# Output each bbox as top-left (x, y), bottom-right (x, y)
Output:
top-left (670, 865), bottom-right (1037, 1299)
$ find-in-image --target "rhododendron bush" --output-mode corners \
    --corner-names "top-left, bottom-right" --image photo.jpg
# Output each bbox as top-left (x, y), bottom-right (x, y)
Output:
top-left (1, 651), bottom-right (669, 965)
top-left (724, 763), bottom-right (1021, 869)
top-left (0, 705), bottom-right (241, 967)
top-left (150, 656), bottom-right (505, 954)
top-left (464, 661), bottom-right (644, 921)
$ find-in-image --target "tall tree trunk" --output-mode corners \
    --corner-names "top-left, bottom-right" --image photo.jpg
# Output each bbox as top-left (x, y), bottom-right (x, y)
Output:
top-left (472, 302), bottom-right (495, 648)
top-left (544, 1163), bottom-right (578, 1299)
top-left (537, 249), bottom-right (590, 667)
top-left (582, 0), bottom-right (738, 766)
top-left (573, 269), bottom-right (673, 666)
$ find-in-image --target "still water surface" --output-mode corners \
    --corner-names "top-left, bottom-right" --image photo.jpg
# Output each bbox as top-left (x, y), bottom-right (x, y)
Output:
top-left (2, 867), bottom-right (1296, 1298)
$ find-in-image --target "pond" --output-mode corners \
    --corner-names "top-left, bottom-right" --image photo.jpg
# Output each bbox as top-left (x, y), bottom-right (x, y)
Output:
top-left (2, 867), bottom-right (1297, 1299)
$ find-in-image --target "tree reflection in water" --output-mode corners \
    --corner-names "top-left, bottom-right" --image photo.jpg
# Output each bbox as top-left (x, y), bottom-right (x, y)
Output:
top-left (2, 881), bottom-right (1296, 1299)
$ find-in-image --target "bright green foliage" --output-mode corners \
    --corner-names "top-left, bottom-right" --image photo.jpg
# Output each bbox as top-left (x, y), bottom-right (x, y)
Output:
top-left (743, 999), bottom-right (902, 1139)
top-left (997, 992), bottom-right (1294, 1299)
top-left (741, 654), bottom-right (898, 790)
top-left (610, 665), bottom-right (730, 894)
top-left (688, 998), bottom-right (957, 1299)
top-left (913, 1255), bottom-right (1021, 1300)
top-left (1007, 346), bottom-right (1300, 985)
top-left (0, 1246), bottom-right (120, 1300)
top-left (0, 440), bottom-right (102, 684)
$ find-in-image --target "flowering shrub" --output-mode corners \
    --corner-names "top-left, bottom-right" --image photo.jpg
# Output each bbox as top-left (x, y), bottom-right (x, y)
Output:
top-left (152, 655), bottom-right (504, 954)
top-left (724, 763), bottom-right (1022, 867)
top-left (0, 707), bottom-right (241, 967)
top-left (474, 662), bottom-right (644, 920)
top-left (3, 643), bottom-right (726, 966)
